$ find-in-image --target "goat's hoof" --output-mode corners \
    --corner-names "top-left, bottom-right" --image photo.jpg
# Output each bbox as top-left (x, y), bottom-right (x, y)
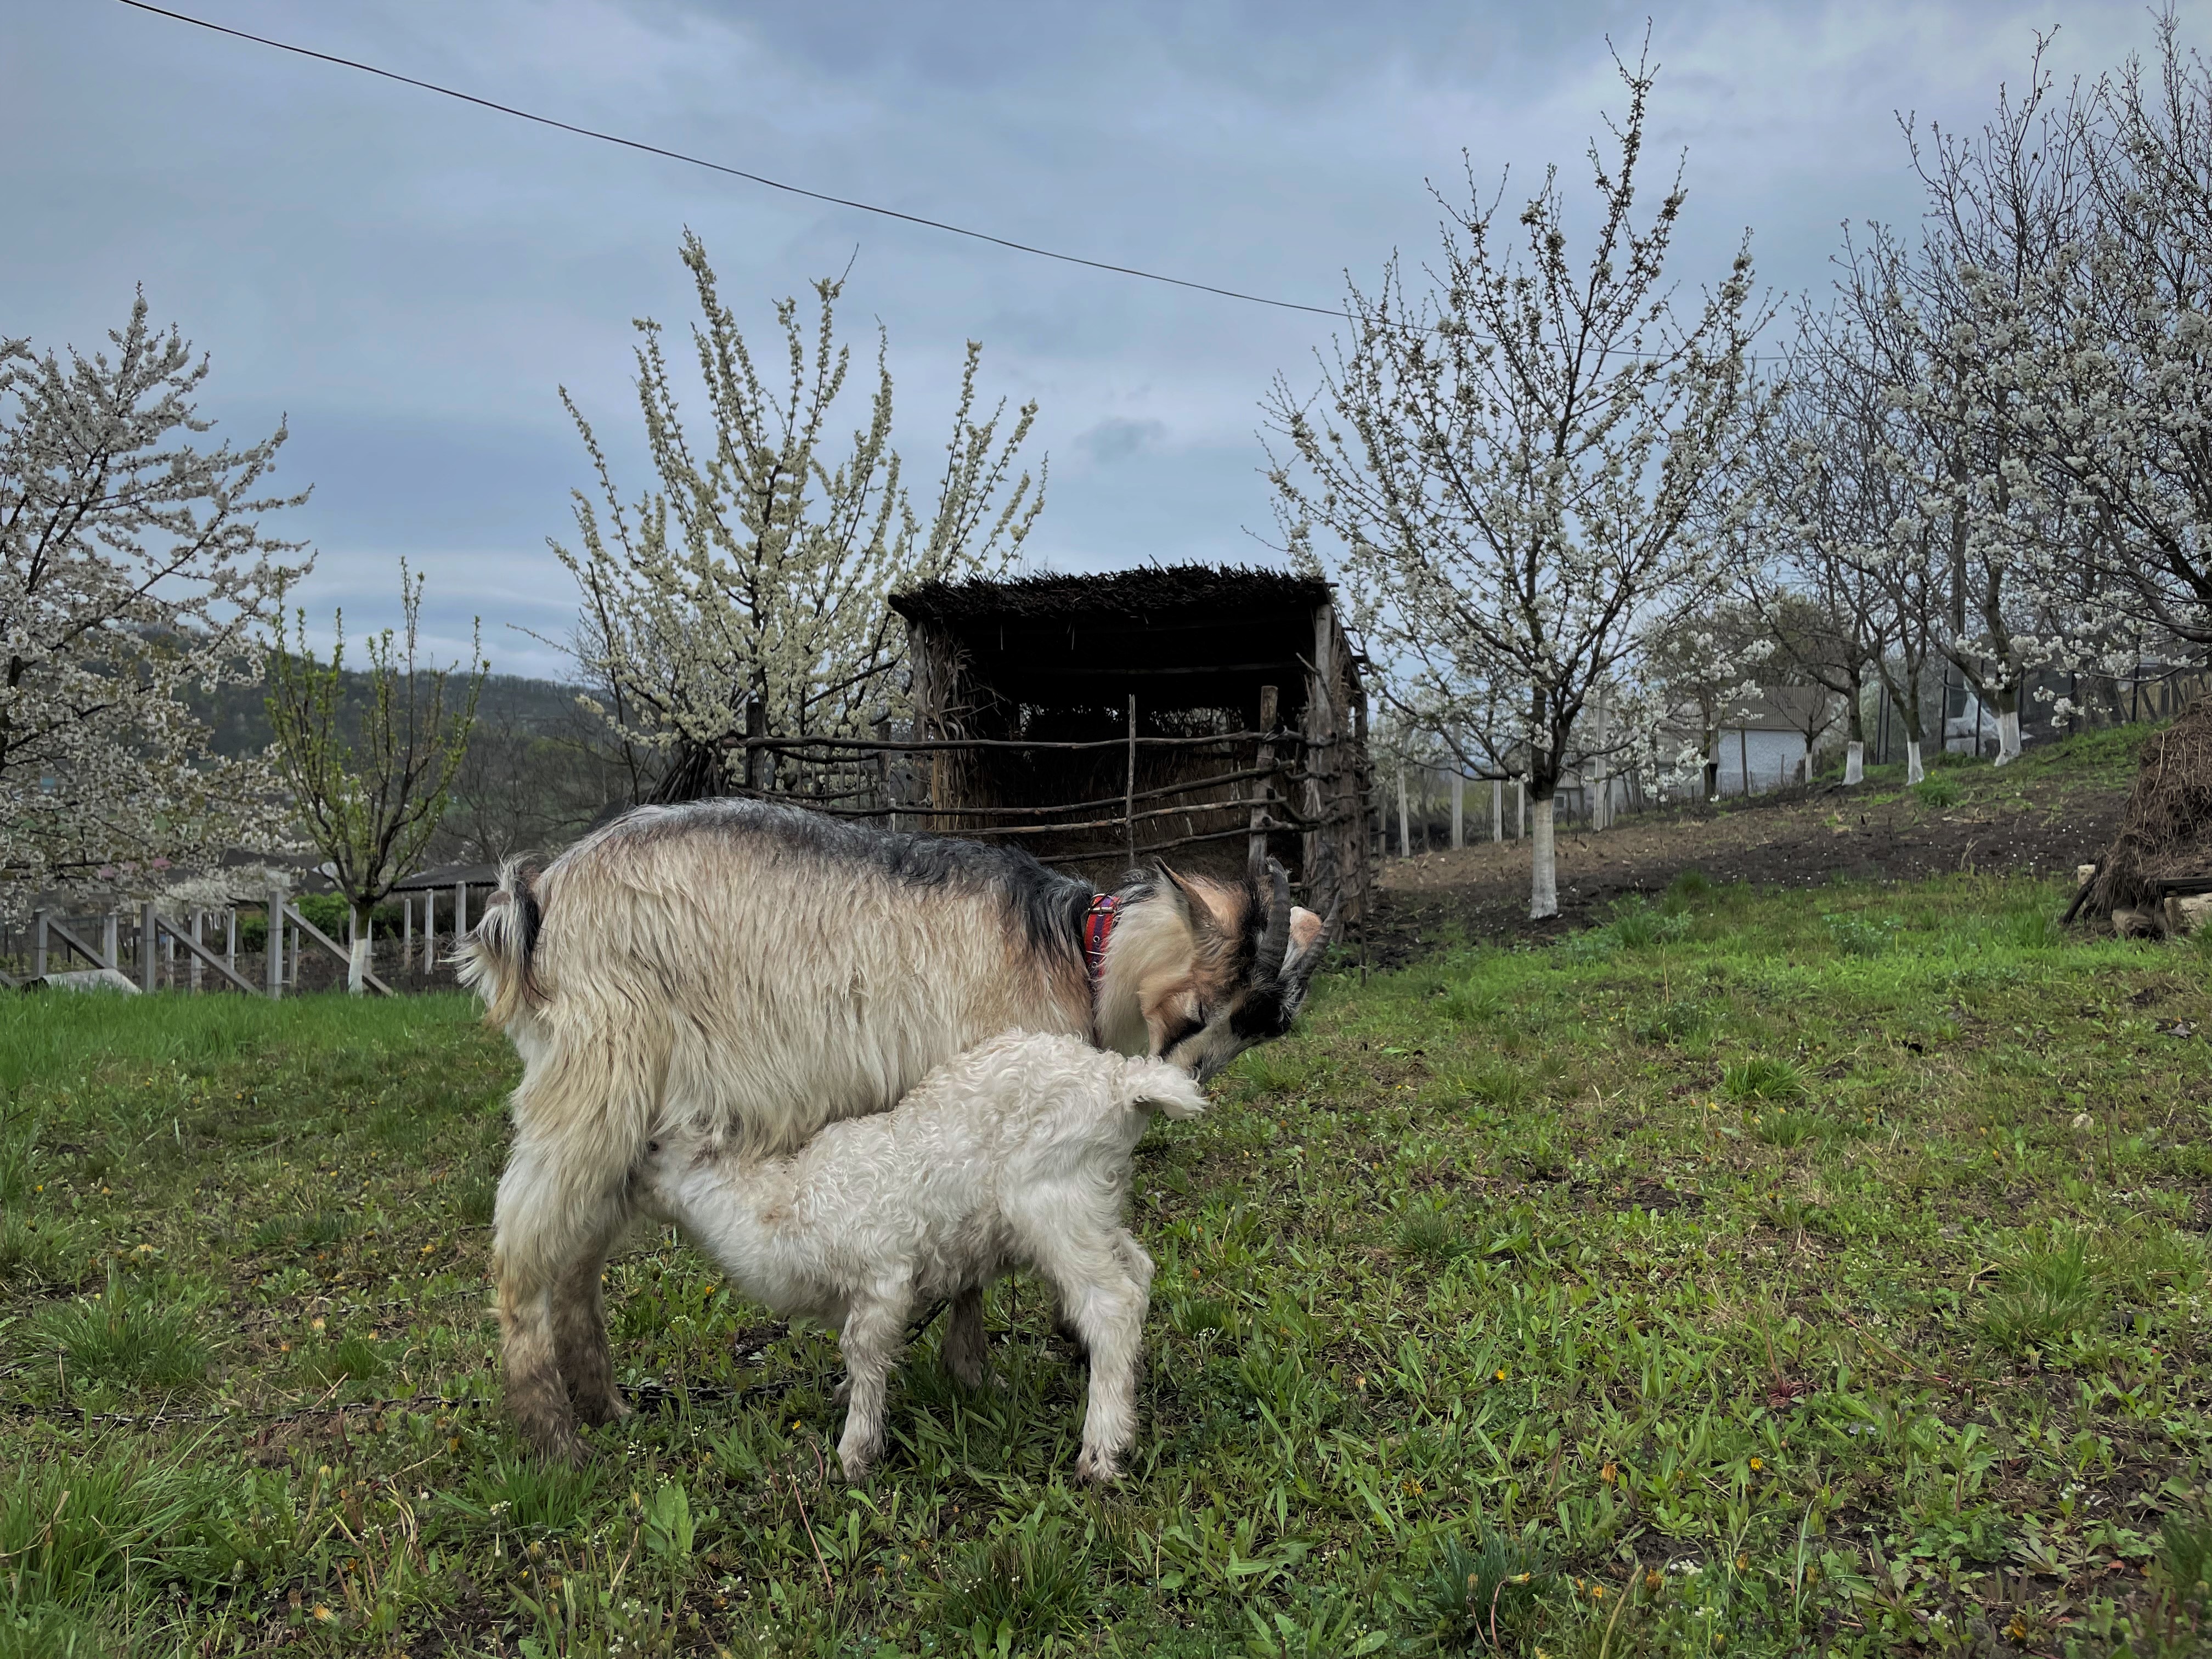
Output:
top-left (571, 1390), bottom-right (631, 1429)
top-left (837, 1451), bottom-right (874, 1484)
top-left (1074, 1448), bottom-right (1122, 1485)
top-left (529, 1424), bottom-right (592, 1467)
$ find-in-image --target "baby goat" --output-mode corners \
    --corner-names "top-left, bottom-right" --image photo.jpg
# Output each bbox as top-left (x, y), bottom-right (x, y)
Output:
top-left (633, 1030), bottom-right (1207, 1483)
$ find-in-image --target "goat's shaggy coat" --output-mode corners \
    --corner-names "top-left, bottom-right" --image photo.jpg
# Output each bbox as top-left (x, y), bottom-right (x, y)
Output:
top-left (459, 798), bottom-right (1324, 1459)
top-left (635, 1030), bottom-right (1205, 1481)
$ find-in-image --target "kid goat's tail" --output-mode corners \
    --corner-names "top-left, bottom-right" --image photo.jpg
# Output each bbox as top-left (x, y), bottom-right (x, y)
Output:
top-left (1124, 1056), bottom-right (1209, 1121)
top-left (454, 859), bottom-right (542, 1029)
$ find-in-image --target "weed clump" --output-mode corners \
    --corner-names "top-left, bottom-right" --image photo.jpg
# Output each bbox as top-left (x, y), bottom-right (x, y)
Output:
top-left (1722, 1056), bottom-right (1809, 1105)
top-left (935, 1515), bottom-right (1096, 1647)
top-left (33, 1268), bottom-right (210, 1386)
top-left (1423, 1529), bottom-right (1548, 1647)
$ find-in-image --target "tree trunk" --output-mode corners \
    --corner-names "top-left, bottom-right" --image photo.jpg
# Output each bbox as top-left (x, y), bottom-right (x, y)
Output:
top-left (347, 902), bottom-right (369, 995)
top-left (1904, 739), bottom-right (1925, 786)
top-left (1993, 707), bottom-right (2022, 767)
top-left (1396, 771), bottom-right (1410, 858)
top-left (1528, 793), bottom-right (1559, 919)
top-left (1844, 741), bottom-right (1865, 786)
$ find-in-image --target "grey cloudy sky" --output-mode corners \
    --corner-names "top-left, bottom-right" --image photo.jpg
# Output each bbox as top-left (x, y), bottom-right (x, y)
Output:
top-left (8, 0), bottom-right (2198, 678)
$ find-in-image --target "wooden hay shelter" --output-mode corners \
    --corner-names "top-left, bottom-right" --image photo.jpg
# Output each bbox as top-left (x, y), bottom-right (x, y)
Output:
top-left (2079, 695), bottom-right (2212, 933)
top-left (888, 566), bottom-right (1374, 921)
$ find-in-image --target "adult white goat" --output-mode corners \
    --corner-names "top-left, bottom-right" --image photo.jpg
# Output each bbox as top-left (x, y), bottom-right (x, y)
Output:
top-left (634, 1030), bottom-right (1206, 1482)
top-left (460, 799), bottom-right (1324, 1460)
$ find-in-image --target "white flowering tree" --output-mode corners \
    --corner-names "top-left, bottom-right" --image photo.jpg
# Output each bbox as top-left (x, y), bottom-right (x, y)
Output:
top-left (1264, 48), bottom-right (1766, 917)
top-left (1, 295), bottom-right (306, 915)
top-left (1954, 22), bottom-right (2212, 699)
top-left (554, 233), bottom-right (1044, 801)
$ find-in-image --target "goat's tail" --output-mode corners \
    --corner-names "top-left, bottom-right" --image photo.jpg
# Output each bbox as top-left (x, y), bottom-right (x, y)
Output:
top-left (455, 859), bottom-right (543, 1029)
top-left (1125, 1056), bottom-right (1209, 1121)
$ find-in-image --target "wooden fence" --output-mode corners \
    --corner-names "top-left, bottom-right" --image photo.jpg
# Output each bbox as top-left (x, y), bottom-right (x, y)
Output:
top-left (1, 884), bottom-right (490, 1000)
top-left (708, 704), bottom-right (1372, 921)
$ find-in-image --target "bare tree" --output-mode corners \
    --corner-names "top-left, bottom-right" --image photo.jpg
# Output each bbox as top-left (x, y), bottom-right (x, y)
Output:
top-left (1, 294), bottom-right (307, 911)
top-left (266, 565), bottom-right (485, 990)
top-left (1265, 45), bottom-right (1767, 917)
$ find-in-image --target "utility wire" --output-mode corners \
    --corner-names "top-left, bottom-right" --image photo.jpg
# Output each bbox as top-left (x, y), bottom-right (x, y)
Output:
top-left (115, 1), bottom-right (1754, 364)
top-left (114, 0), bottom-right (1368, 327)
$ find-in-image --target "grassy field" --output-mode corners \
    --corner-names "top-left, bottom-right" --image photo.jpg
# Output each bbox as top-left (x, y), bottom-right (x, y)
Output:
top-left (5, 866), bottom-right (2212, 1656)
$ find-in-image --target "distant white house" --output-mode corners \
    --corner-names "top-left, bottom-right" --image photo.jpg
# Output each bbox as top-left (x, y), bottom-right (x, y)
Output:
top-left (1661, 686), bottom-right (1844, 799)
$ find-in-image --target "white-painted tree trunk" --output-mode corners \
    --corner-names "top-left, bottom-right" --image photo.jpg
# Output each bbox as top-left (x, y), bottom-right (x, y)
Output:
top-left (1529, 794), bottom-right (1558, 919)
top-left (1843, 741), bottom-right (1864, 785)
top-left (1451, 771), bottom-right (1464, 849)
top-left (1993, 709), bottom-right (2022, 766)
top-left (347, 906), bottom-right (369, 995)
top-left (1904, 740), bottom-right (1925, 785)
top-left (1397, 771), bottom-right (1411, 857)
top-left (1491, 778), bottom-right (1503, 842)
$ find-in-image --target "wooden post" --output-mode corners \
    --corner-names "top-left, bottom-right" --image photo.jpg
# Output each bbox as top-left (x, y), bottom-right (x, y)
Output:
top-left (744, 697), bottom-right (765, 794)
top-left (139, 902), bottom-right (159, 994)
top-left (30, 910), bottom-right (46, 980)
top-left (454, 880), bottom-right (468, 942)
top-left (103, 911), bottom-right (119, 972)
top-left (225, 909), bottom-right (237, 978)
top-left (420, 890), bottom-right (434, 972)
top-left (1451, 769), bottom-right (1464, 849)
top-left (190, 910), bottom-right (204, 993)
top-left (876, 716), bottom-right (896, 832)
top-left (1249, 685), bottom-right (1278, 880)
top-left (267, 884), bottom-right (284, 998)
top-left (1125, 695), bottom-right (1138, 866)
top-left (1517, 779), bottom-right (1527, 839)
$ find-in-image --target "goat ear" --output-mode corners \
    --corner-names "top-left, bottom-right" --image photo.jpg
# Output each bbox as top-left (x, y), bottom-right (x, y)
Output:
top-left (1156, 864), bottom-right (1211, 933)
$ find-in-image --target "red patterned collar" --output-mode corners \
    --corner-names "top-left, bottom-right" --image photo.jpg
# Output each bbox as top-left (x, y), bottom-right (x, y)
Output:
top-left (1081, 893), bottom-right (1121, 988)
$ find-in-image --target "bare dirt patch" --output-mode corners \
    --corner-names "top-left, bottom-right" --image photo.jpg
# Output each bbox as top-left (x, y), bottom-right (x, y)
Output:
top-left (1367, 774), bottom-right (2127, 961)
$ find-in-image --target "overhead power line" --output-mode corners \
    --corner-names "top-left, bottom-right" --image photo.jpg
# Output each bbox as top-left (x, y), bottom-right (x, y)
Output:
top-left (114, 0), bottom-right (1367, 326)
top-left (114, 0), bottom-right (1751, 365)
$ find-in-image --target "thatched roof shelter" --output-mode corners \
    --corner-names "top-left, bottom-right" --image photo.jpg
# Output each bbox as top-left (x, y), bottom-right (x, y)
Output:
top-left (889, 565), bottom-right (1373, 918)
top-left (2087, 696), bottom-right (2212, 922)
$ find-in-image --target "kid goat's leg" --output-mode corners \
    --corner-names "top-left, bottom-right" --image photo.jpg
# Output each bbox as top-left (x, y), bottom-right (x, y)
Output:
top-left (836, 1290), bottom-right (911, 1482)
top-left (1026, 1226), bottom-right (1147, 1483)
top-left (943, 1286), bottom-right (990, 1389)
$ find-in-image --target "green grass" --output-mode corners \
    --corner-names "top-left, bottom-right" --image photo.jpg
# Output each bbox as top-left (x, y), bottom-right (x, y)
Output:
top-left (6, 863), bottom-right (2212, 1654)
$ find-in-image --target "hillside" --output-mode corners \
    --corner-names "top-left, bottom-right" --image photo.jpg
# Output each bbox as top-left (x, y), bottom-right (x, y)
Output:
top-left (1373, 725), bottom-right (2148, 957)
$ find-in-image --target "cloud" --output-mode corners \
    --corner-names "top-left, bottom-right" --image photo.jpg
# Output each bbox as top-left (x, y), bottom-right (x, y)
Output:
top-left (5, 0), bottom-right (2195, 674)
top-left (1074, 416), bottom-right (1168, 465)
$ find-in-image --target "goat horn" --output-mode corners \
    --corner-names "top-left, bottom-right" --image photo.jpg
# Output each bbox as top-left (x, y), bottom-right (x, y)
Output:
top-left (1254, 860), bottom-right (1293, 983)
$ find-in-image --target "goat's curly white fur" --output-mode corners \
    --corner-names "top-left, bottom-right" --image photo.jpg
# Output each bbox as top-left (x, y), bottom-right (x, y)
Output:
top-left (634, 1030), bottom-right (1206, 1483)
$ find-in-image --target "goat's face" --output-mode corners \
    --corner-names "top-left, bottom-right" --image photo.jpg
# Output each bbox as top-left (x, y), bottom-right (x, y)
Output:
top-left (1141, 865), bottom-right (1328, 1082)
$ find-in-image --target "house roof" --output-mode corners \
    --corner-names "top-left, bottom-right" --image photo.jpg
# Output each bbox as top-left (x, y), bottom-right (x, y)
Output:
top-left (890, 563), bottom-right (1350, 714)
top-left (1715, 686), bottom-right (1842, 735)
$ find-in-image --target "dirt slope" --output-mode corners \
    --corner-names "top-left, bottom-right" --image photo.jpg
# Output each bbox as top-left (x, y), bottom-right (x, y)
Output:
top-left (1367, 756), bottom-right (2131, 960)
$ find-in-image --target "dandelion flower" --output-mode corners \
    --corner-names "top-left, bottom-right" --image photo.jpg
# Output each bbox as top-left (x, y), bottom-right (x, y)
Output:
top-left (1749, 1457), bottom-right (1763, 1471)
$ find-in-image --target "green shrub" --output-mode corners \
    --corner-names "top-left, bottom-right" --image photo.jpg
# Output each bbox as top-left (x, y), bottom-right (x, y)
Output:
top-left (1912, 777), bottom-right (1960, 808)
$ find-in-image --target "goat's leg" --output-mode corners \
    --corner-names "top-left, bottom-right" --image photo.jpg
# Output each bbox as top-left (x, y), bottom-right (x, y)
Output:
top-left (493, 1136), bottom-right (630, 1462)
top-left (943, 1285), bottom-right (990, 1389)
top-left (835, 1291), bottom-right (910, 1482)
top-left (551, 1207), bottom-right (634, 1427)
